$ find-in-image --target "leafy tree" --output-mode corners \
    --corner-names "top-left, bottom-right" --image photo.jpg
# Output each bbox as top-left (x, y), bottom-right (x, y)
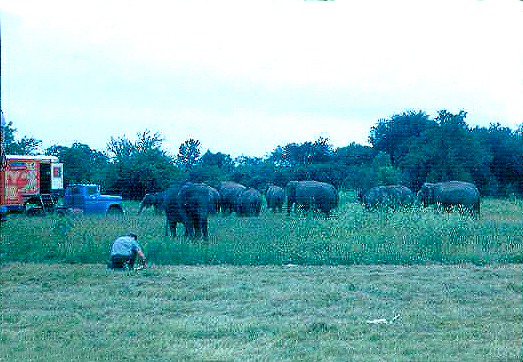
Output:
top-left (333, 142), bottom-right (375, 166)
top-left (369, 152), bottom-right (401, 188)
top-left (177, 139), bottom-right (201, 171)
top-left (426, 110), bottom-right (480, 182)
top-left (369, 110), bottom-right (433, 165)
top-left (106, 130), bottom-right (179, 199)
top-left (199, 150), bottom-right (234, 170)
top-left (1, 119), bottom-right (42, 155)
top-left (473, 124), bottom-right (523, 196)
top-left (268, 137), bottom-right (333, 166)
top-left (394, 110), bottom-right (491, 191)
top-left (45, 143), bottom-right (109, 186)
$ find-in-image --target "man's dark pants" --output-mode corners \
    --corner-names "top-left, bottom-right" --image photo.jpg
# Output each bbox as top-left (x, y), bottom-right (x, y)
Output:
top-left (110, 251), bottom-right (137, 269)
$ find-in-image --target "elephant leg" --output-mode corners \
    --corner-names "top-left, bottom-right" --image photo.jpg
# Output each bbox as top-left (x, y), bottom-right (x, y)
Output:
top-left (166, 219), bottom-right (177, 237)
top-left (185, 216), bottom-right (195, 238)
top-left (194, 218), bottom-right (202, 238)
top-left (201, 219), bottom-right (208, 241)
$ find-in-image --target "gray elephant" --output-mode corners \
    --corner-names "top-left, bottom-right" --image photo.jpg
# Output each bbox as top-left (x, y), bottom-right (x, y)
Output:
top-left (204, 184), bottom-right (220, 214)
top-left (138, 192), bottom-right (164, 214)
top-left (177, 182), bottom-right (212, 240)
top-left (218, 181), bottom-right (247, 214)
top-left (417, 181), bottom-right (480, 216)
top-left (162, 183), bottom-right (185, 237)
top-left (235, 188), bottom-right (263, 216)
top-left (359, 185), bottom-right (414, 210)
top-left (266, 185), bottom-right (285, 212)
top-left (286, 180), bottom-right (338, 216)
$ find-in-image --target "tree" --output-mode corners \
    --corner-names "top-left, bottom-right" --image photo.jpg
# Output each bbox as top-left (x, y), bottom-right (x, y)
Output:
top-left (106, 130), bottom-right (179, 199)
top-left (369, 152), bottom-right (401, 188)
top-left (268, 137), bottom-right (333, 166)
top-left (427, 110), bottom-right (478, 182)
top-left (473, 124), bottom-right (523, 196)
top-left (369, 110), bottom-right (433, 165)
top-left (332, 142), bottom-right (375, 166)
top-left (45, 143), bottom-right (109, 186)
top-left (199, 150), bottom-right (234, 170)
top-left (1, 119), bottom-right (42, 155)
top-left (177, 139), bottom-right (201, 171)
top-left (393, 110), bottom-right (491, 191)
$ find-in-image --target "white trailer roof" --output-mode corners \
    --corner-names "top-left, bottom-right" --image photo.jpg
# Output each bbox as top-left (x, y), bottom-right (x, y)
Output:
top-left (6, 155), bottom-right (60, 163)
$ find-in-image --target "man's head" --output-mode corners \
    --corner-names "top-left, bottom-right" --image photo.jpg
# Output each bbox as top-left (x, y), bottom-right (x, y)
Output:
top-left (129, 233), bottom-right (138, 240)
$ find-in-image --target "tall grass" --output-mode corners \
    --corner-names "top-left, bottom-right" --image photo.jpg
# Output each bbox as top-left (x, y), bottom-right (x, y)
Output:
top-left (1, 195), bottom-right (522, 265)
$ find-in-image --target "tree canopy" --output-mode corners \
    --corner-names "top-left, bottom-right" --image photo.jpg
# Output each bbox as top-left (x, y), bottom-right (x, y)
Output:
top-left (4, 109), bottom-right (523, 198)
top-left (1, 119), bottom-right (42, 155)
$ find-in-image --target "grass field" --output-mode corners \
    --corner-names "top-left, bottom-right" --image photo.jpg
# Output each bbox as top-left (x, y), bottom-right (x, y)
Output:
top-left (0, 195), bottom-right (522, 361)
top-left (1, 262), bottom-right (521, 361)
top-left (0, 195), bottom-right (522, 266)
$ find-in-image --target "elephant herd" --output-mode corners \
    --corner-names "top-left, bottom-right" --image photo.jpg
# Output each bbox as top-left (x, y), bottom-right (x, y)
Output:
top-left (139, 180), bottom-right (339, 240)
top-left (359, 181), bottom-right (480, 215)
top-left (139, 179), bottom-right (480, 240)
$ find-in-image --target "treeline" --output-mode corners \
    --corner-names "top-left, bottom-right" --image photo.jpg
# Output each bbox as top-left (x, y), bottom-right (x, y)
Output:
top-left (3, 109), bottom-right (523, 199)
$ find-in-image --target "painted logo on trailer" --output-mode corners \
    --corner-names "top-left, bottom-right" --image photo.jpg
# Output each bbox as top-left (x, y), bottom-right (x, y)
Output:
top-left (5, 161), bottom-right (40, 204)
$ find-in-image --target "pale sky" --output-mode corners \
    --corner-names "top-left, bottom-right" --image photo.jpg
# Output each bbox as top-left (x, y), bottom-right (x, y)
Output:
top-left (1, 0), bottom-right (522, 158)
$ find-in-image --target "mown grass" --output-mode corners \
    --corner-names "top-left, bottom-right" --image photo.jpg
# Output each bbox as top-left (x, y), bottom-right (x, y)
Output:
top-left (1, 195), bottom-right (521, 361)
top-left (1, 262), bottom-right (521, 361)
top-left (1, 194), bottom-right (522, 266)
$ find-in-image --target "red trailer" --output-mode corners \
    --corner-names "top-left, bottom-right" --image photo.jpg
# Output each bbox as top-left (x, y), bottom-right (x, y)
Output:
top-left (1, 155), bottom-right (64, 216)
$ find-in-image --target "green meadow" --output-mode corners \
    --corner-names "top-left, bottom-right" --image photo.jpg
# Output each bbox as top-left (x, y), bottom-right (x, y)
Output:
top-left (0, 195), bottom-right (521, 361)
top-left (1, 263), bottom-right (521, 361)
top-left (1, 194), bottom-right (522, 266)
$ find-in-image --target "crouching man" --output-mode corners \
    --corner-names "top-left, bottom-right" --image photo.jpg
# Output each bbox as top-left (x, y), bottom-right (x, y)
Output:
top-left (109, 234), bottom-right (147, 270)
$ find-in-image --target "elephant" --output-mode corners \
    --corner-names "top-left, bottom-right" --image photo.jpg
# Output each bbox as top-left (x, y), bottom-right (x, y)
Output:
top-left (162, 183), bottom-right (185, 237)
top-left (177, 182), bottom-right (212, 240)
top-left (218, 181), bottom-right (247, 213)
top-left (138, 192), bottom-right (164, 214)
top-left (204, 184), bottom-right (220, 214)
top-left (359, 185), bottom-right (414, 210)
top-left (235, 188), bottom-right (263, 216)
top-left (265, 185), bottom-right (285, 212)
top-left (417, 181), bottom-right (480, 216)
top-left (286, 180), bottom-right (338, 216)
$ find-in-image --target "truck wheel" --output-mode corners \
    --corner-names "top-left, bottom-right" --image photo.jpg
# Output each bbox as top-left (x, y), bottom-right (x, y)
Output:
top-left (107, 205), bottom-right (123, 215)
top-left (26, 208), bottom-right (44, 217)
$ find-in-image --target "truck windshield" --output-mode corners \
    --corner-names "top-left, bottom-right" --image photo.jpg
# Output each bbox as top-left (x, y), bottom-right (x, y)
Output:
top-left (87, 186), bottom-right (99, 196)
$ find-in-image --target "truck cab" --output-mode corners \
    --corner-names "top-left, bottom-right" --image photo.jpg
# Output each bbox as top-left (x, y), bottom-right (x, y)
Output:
top-left (65, 184), bottom-right (123, 215)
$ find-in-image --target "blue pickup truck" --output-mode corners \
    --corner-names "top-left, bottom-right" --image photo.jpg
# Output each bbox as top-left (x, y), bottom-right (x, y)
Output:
top-left (64, 184), bottom-right (123, 215)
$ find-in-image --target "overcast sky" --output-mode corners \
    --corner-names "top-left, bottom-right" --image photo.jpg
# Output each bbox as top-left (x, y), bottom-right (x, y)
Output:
top-left (1, 0), bottom-right (522, 158)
